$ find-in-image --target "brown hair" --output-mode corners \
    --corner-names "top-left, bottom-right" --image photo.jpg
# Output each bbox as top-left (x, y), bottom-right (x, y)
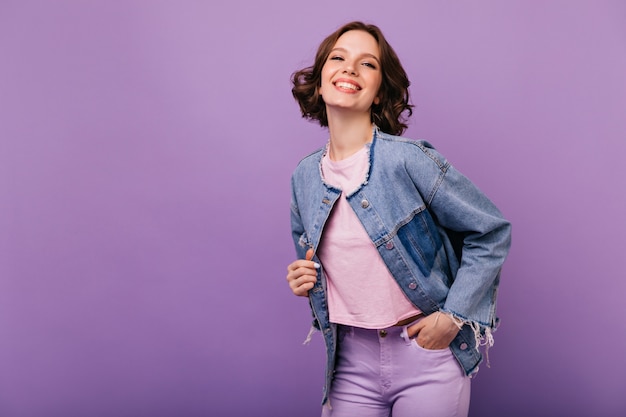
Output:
top-left (291, 21), bottom-right (413, 136)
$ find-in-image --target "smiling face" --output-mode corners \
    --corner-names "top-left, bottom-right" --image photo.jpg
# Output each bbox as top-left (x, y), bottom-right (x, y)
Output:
top-left (318, 30), bottom-right (383, 117)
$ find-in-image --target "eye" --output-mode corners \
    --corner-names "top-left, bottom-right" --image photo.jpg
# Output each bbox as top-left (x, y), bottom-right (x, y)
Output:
top-left (362, 62), bottom-right (377, 69)
top-left (329, 55), bottom-right (344, 61)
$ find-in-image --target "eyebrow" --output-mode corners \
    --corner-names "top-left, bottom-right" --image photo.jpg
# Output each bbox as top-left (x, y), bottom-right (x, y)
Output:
top-left (330, 47), bottom-right (381, 65)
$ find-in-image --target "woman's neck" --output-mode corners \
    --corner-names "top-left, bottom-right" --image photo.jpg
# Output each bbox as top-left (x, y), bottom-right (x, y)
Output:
top-left (326, 111), bottom-right (373, 161)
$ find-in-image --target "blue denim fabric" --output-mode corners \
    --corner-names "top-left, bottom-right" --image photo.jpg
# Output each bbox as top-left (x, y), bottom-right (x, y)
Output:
top-left (290, 127), bottom-right (512, 405)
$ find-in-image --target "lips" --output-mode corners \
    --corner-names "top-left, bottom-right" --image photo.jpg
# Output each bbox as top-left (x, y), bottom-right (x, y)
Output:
top-left (333, 78), bottom-right (361, 91)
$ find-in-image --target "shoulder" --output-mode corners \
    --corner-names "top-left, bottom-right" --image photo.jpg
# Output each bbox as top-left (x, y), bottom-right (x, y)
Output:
top-left (374, 131), bottom-right (449, 172)
top-left (291, 146), bottom-right (324, 179)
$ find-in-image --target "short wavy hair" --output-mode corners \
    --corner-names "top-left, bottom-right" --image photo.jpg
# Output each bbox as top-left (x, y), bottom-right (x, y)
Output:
top-left (291, 21), bottom-right (413, 136)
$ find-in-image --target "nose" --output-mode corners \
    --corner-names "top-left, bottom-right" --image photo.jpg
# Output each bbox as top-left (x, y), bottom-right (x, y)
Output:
top-left (343, 60), bottom-right (357, 76)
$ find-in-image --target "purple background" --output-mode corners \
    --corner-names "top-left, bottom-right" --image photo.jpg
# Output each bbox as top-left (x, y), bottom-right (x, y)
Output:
top-left (1, 1), bottom-right (625, 416)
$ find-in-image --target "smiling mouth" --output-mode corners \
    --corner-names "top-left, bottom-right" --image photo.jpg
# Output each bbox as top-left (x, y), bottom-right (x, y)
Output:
top-left (334, 81), bottom-right (361, 91)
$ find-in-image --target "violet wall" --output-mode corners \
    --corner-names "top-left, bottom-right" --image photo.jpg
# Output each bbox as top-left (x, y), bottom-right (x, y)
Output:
top-left (1, 1), bottom-right (625, 416)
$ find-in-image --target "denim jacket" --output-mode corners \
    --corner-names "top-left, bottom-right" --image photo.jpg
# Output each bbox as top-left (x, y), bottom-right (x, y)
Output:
top-left (290, 128), bottom-right (512, 405)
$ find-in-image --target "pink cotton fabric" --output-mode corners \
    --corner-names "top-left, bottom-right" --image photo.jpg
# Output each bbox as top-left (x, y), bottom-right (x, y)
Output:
top-left (318, 144), bottom-right (421, 329)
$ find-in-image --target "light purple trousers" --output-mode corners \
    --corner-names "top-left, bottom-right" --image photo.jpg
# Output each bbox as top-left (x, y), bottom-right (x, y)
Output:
top-left (321, 319), bottom-right (471, 417)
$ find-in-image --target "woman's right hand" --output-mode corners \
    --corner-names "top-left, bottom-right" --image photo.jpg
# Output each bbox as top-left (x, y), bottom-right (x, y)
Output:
top-left (286, 248), bottom-right (319, 297)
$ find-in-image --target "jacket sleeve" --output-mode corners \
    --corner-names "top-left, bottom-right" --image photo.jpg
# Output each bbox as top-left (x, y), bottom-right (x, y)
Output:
top-left (290, 174), bottom-right (309, 261)
top-left (290, 173), bottom-right (321, 332)
top-left (407, 142), bottom-right (512, 332)
top-left (432, 164), bottom-right (511, 327)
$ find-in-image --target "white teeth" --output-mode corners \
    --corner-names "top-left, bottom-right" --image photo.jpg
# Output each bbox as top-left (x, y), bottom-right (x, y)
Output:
top-left (336, 82), bottom-right (359, 90)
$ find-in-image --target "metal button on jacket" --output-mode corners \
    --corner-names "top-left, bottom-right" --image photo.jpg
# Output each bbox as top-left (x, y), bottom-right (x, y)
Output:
top-left (385, 241), bottom-right (394, 250)
top-left (379, 329), bottom-right (387, 337)
top-left (361, 199), bottom-right (369, 208)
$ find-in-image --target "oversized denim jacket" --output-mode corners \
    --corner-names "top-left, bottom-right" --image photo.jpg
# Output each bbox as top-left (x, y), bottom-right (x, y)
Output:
top-left (290, 128), bottom-right (512, 405)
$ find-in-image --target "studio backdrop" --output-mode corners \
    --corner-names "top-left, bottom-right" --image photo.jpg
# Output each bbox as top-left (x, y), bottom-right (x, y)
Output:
top-left (1, 1), bottom-right (625, 416)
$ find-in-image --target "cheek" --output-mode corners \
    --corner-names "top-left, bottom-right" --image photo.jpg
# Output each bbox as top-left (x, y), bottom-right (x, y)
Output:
top-left (319, 62), bottom-right (340, 87)
top-left (319, 71), bottom-right (333, 97)
top-left (371, 78), bottom-right (383, 100)
top-left (372, 75), bottom-right (382, 91)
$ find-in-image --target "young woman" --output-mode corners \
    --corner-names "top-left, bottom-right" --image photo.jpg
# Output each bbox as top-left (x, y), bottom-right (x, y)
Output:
top-left (286, 21), bottom-right (511, 417)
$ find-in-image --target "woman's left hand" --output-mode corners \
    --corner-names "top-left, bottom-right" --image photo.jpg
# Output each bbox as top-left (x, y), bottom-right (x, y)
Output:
top-left (407, 312), bottom-right (461, 350)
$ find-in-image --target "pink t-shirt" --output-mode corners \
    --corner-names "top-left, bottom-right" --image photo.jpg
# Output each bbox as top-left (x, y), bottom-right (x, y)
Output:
top-left (318, 144), bottom-right (421, 329)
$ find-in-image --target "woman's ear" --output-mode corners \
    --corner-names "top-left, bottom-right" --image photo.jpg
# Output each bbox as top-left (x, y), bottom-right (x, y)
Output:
top-left (373, 96), bottom-right (380, 105)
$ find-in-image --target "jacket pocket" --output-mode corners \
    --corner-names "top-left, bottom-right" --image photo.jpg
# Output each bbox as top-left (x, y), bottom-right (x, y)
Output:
top-left (396, 209), bottom-right (442, 277)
